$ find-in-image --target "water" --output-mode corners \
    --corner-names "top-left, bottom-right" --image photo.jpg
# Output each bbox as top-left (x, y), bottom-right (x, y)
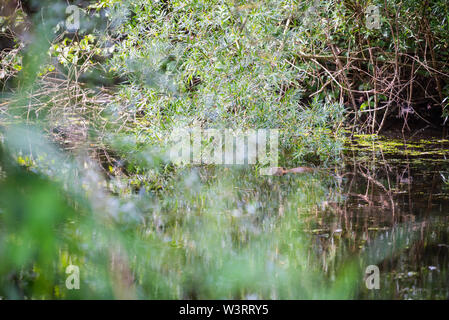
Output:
top-left (2, 130), bottom-right (449, 299)
top-left (151, 132), bottom-right (449, 299)
top-left (314, 133), bottom-right (449, 299)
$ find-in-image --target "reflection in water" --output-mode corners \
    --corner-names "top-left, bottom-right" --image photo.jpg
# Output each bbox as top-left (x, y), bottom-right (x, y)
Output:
top-left (2, 130), bottom-right (448, 299)
top-left (189, 134), bottom-right (449, 299)
top-left (314, 135), bottom-right (449, 299)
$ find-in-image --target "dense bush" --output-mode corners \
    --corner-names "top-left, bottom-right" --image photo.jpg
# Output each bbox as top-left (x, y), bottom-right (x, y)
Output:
top-left (0, 0), bottom-right (448, 299)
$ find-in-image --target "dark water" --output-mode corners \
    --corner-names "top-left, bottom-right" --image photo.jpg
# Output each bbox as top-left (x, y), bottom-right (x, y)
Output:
top-left (316, 134), bottom-right (449, 299)
top-left (191, 132), bottom-right (449, 299)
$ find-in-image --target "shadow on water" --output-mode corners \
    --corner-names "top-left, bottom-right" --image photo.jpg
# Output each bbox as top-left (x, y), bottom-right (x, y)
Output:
top-left (314, 132), bottom-right (449, 299)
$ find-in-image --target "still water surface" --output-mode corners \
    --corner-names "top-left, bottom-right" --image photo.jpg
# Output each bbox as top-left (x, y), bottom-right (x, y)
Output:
top-left (183, 133), bottom-right (449, 299)
top-left (317, 134), bottom-right (449, 299)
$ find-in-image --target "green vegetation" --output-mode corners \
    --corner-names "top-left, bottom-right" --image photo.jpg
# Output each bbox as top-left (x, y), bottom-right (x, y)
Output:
top-left (1, 0), bottom-right (449, 300)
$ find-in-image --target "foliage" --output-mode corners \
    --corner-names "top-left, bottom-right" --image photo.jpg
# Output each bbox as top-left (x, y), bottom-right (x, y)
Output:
top-left (0, 0), bottom-right (448, 300)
